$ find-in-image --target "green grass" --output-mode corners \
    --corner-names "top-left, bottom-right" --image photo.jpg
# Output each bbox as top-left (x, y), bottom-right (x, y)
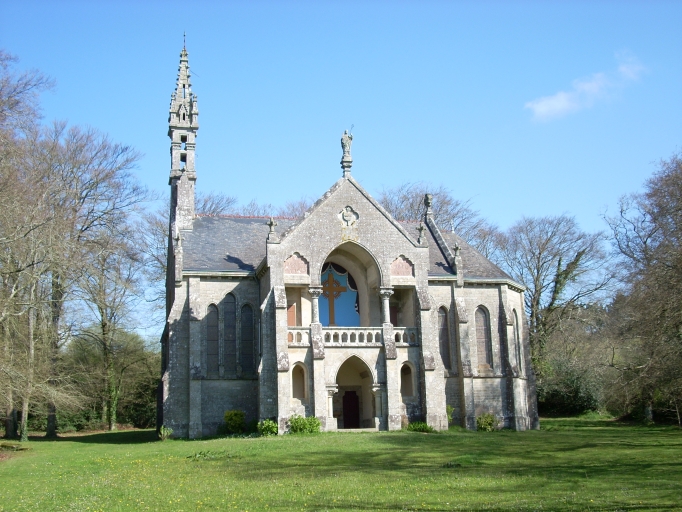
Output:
top-left (0, 417), bottom-right (680, 511)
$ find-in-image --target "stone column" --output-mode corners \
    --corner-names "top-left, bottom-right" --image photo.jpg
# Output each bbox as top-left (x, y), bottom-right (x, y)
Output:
top-left (326, 385), bottom-right (338, 431)
top-left (372, 384), bottom-right (384, 430)
top-left (309, 287), bottom-right (327, 428)
top-left (380, 288), bottom-right (393, 324)
top-left (310, 286), bottom-right (321, 324)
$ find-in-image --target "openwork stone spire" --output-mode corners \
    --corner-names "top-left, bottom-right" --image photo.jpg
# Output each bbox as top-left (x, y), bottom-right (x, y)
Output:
top-left (168, 44), bottom-right (199, 231)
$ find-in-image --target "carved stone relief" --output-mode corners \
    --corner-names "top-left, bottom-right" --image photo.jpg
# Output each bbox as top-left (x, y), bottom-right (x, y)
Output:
top-left (390, 255), bottom-right (414, 277)
top-left (284, 252), bottom-right (309, 275)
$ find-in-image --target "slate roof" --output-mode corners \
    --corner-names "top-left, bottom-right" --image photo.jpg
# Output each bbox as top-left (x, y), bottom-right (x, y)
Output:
top-left (183, 216), bottom-right (296, 272)
top-left (397, 221), bottom-right (512, 280)
top-left (183, 215), bottom-right (512, 281)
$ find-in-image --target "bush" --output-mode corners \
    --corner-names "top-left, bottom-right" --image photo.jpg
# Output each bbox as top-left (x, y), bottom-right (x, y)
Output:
top-left (258, 419), bottom-right (278, 436)
top-left (223, 410), bottom-right (246, 435)
top-left (406, 421), bottom-right (436, 433)
top-left (476, 413), bottom-right (496, 432)
top-left (288, 415), bottom-right (321, 434)
top-left (538, 358), bottom-right (600, 416)
top-left (158, 425), bottom-right (173, 440)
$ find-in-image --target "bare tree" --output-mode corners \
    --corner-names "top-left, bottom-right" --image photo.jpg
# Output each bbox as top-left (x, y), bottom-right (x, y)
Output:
top-left (606, 152), bottom-right (682, 423)
top-left (196, 191), bottom-right (238, 217)
top-left (377, 182), bottom-right (499, 255)
top-left (493, 215), bottom-right (612, 372)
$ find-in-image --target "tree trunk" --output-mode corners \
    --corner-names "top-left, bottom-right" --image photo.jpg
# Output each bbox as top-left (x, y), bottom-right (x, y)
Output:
top-left (20, 304), bottom-right (35, 442)
top-left (3, 321), bottom-right (18, 439)
top-left (45, 273), bottom-right (64, 438)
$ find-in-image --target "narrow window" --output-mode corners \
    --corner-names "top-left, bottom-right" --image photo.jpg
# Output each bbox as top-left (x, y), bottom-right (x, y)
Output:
top-left (287, 302), bottom-right (297, 326)
top-left (513, 309), bottom-right (523, 375)
top-left (206, 305), bottom-right (219, 376)
top-left (292, 364), bottom-right (306, 401)
top-left (438, 307), bottom-right (451, 370)
top-left (240, 304), bottom-right (254, 374)
top-left (475, 307), bottom-right (493, 367)
top-left (223, 294), bottom-right (237, 373)
top-left (400, 364), bottom-right (414, 397)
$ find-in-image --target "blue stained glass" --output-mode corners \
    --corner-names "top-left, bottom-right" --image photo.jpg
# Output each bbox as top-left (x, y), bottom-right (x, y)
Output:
top-left (319, 267), bottom-right (360, 327)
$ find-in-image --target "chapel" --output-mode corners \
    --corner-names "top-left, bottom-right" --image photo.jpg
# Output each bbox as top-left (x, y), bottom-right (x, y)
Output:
top-left (159, 46), bottom-right (539, 437)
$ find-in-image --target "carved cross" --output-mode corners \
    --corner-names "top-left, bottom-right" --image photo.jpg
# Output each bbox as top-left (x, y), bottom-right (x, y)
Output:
top-left (322, 271), bottom-right (347, 326)
top-left (266, 217), bottom-right (277, 234)
top-left (416, 223), bottom-right (426, 245)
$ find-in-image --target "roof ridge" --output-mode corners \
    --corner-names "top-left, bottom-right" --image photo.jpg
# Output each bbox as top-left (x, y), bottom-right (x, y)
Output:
top-left (196, 214), bottom-right (300, 220)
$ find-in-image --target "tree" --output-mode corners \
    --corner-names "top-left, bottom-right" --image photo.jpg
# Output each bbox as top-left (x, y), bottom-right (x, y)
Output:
top-left (376, 182), bottom-right (499, 256)
top-left (606, 152), bottom-right (682, 424)
top-left (493, 215), bottom-right (612, 374)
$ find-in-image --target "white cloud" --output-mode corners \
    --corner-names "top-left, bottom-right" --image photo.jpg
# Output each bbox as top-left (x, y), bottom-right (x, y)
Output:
top-left (525, 54), bottom-right (644, 122)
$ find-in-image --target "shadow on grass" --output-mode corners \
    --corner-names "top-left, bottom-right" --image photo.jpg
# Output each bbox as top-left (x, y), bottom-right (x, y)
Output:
top-left (28, 429), bottom-right (158, 445)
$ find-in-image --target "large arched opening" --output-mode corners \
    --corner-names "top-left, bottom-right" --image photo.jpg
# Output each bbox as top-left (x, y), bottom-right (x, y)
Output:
top-left (321, 242), bottom-right (382, 327)
top-left (334, 356), bottom-right (376, 429)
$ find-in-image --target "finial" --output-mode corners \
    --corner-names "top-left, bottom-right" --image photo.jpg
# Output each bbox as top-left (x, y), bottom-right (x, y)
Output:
top-left (416, 222), bottom-right (427, 245)
top-left (453, 245), bottom-right (461, 257)
top-left (341, 129), bottom-right (353, 178)
top-left (266, 217), bottom-right (278, 241)
top-left (183, 32), bottom-right (186, 50)
top-left (424, 194), bottom-right (433, 217)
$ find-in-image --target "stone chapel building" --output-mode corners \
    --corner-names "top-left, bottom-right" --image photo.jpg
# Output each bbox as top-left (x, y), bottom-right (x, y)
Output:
top-left (160, 47), bottom-right (539, 438)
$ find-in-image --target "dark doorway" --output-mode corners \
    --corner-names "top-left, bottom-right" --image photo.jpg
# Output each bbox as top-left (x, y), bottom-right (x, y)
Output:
top-left (342, 391), bottom-right (360, 428)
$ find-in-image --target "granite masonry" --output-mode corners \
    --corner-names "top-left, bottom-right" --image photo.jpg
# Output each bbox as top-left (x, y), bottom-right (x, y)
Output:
top-left (159, 46), bottom-right (539, 437)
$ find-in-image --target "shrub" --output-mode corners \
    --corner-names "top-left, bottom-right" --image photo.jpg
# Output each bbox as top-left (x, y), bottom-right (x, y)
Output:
top-left (158, 425), bottom-right (173, 440)
top-left (223, 410), bottom-right (246, 435)
top-left (446, 405), bottom-right (455, 424)
top-left (406, 421), bottom-right (437, 433)
top-left (476, 413), bottom-right (496, 432)
top-left (258, 419), bottom-right (278, 436)
top-left (288, 415), bottom-right (321, 434)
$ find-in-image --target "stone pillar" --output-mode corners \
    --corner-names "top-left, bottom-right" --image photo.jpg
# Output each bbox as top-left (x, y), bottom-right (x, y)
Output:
top-left (310, 287), bottom-right (321, 324)
top-left (326, 385), bottom-right (338, 431)
top-left (187, 277), bottom-right (203, 438)
top-left (458, 319), bottom-right (477, 430)
top-left (380, 288), bottom-right (392, 324)
top-left (372, 385), bottom-right (384, 430)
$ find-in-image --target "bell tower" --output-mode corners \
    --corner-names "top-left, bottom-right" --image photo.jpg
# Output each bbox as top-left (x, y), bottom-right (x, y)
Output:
top-left (168, 43), bottom-right (199, 231)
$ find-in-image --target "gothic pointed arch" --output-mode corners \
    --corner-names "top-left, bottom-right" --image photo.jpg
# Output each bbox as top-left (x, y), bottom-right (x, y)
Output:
top-left (206, 304), bottom-right (219, 377)
top-left (475, 306), bottom-right (493, 367)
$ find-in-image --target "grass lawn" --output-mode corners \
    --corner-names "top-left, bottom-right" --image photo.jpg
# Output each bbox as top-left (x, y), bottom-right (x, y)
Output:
top-left (0, 417), bottom-right (680, 511)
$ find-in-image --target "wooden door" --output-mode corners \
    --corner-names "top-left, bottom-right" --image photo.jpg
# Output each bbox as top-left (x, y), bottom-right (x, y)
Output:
top-left (342, 391), bottom-right (360, 428)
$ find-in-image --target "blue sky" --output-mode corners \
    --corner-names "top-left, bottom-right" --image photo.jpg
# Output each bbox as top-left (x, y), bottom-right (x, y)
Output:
top-left (4, 1), bottom-right (681, 234)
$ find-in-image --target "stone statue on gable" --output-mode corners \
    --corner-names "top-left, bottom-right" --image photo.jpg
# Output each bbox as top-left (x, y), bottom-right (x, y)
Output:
top-left (341, 130), bottom-right (353, 158)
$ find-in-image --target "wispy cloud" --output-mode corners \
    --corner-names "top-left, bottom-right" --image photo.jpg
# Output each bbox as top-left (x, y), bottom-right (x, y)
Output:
top-left (525, 53), bottom-right (644, 121)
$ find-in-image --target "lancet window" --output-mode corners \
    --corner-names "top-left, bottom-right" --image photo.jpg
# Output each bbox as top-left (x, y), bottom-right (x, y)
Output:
top-left (438, 307), bottom-right (451, 370)
top-left (475, 306), bottom-right (493, 367)
top-left (206, 305), bottom-right (219, 377)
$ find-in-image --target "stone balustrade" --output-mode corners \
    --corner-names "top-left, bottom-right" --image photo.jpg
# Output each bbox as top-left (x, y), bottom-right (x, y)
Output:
top-left (286, 326), bottom-right (419, 347)
top-left (393, 327), bottom-right (419, 346)
top-left (323, 327), bottom-right (384, 346)
top-left (287, 327), bottom-right (311, 346)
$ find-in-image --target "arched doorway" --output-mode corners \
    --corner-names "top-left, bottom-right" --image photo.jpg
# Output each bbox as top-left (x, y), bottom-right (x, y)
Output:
top-left (334, 356), bottom-right (376, 429)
